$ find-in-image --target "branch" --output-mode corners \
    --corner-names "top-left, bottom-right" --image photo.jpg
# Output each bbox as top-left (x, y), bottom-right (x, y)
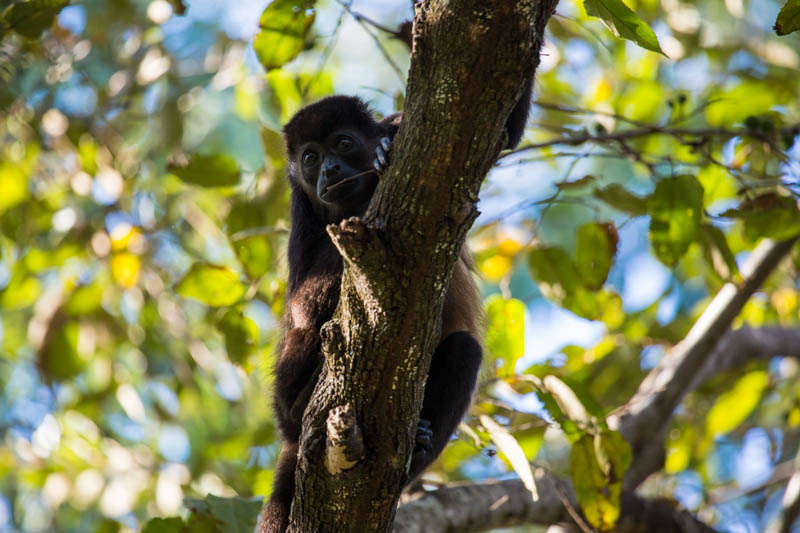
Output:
top-left (765, 452), bottom-right (800, 533)
top-left (692, 325), bottom-right (800, 389)
top-left (626, 324), bottom-right (800, 484)
top-left (503, 123), bottom-right (800, 155)
top-left (608, 237), bottom-right (799, 489)
top-left (393, 474), bottom-right (717, 533)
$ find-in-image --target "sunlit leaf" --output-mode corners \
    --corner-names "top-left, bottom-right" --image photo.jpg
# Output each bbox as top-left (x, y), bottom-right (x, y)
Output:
top-left (484, 294), bottom-right (525, 376)
top-left (706, 370), bottom-right (769, 437)
top-left (176, 264), bottom-right (245, 307)
top-left (77, 134), bottom-right (98, 175)
top-left (480, 254), bottom-right (513, 282)
top-left (3, 0), bottom-right (69, 38)
top-left (543, 375), bottom-right (605, 425)
top-left (774, 0), bottom-right (800, 35)
top-left (0, 272), bottom-right (41, 309)
top-left (0, 161), bottom-right (30, 214)
top-left (253, 0), bottom-right (316, 71)
top-left (705, 82), bottom-right (786, 127)
top-left (583, 0), bottom-right (664, 55)
top-left (618, 80), bottom-right (664, 121)
top-left (169, 154), bottom-right (240, 187)
top-left (480, 415), bottom-right (538, 501)
top-left (64, 282), bottom-right (104, 315)
top-left (570, 434), bottom-right (623, 531)
top-left (648, 175), bottom-right (703, 265)
top-left (111, 252), bottom-right (141, 288)
top-left (665, 426), bottom-right (697, 473)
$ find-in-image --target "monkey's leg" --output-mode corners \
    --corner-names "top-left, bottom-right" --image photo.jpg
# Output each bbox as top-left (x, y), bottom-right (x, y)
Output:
top-left (258, 441), bottom-right (298, 533)
top-left (408, 331), bottom-right (482, 481)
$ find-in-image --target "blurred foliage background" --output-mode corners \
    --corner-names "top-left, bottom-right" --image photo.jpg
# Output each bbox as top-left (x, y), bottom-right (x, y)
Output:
top-left (0, 0), bottom-right (799, 531)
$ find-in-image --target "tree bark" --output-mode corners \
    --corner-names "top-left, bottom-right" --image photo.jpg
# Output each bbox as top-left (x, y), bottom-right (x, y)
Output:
top-left (285, 1), bottom-right (559, 531)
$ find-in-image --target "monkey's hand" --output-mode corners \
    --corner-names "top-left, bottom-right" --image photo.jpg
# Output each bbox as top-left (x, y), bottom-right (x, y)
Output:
top-left (372, 136), bottom-right (392, 174)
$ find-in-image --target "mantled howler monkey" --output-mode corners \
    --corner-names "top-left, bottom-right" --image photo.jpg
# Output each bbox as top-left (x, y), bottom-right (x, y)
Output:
top-left (258, 83), bottom-right (532, 532)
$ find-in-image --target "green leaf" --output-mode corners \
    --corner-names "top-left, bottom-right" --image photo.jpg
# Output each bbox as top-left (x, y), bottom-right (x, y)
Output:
top-left (583, 0), bottom-right (664, 55)
top-left (775, 0), bottom-right (800, 35)
top-left (142, 517), bottom-right (185, 533)
top-left (233, 234), bottom-right (272, 279)
top-left (570, 432), bottom-right (629, 531)
top-left (576, 222), bottom-right (617, 289)
top-left (205, 495), bottom-right (264, 533)
top-left (484, 295), bottom-right (525, 377)
top-left (39, 319), bottom-right (85, 380)
top-left (705, 82), bottom-right (783, 127)
top-left (698, 224), bottom-right (738, 280)
top-left (176, 264), bottom-right (246, 307)
top-left (0, 153), bottom-right (34, 214)
top-left (480, 415), bottom-right (539, 501)
top-left (169, 154), bottom-right (240, 187)
top-left (742, 196), bottom-right (800, 241)
top-left (253, 0), bottom-right (316, 71)
top-left (706, 370), bottom-right (769, 437)
top-left (648, 175), bottom-right (704, 265)
top-left (64, 282), bottom-right (104, 315)
top-left (593, 184), bottom-right (648, 216)
top-left (3, 0), bottom-right (69, 38)
top-left (528, 246), bottom-right (581, 298)
top-left (218, 308), bottom-right (259, 363)
top-left (0, 271), bottom-right (41, 310)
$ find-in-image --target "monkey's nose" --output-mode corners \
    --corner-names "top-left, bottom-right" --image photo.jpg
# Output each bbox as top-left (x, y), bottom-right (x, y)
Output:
top-left (321, 161), bottom-right (341, 178)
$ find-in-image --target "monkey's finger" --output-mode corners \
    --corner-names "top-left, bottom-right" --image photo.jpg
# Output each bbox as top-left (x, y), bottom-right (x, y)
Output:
top-left (375, 146), bottom-right (388, 166)
top-left (380, 136), bottom-right (392, 152)
top-left (373, 159), bottom-right (383, 173)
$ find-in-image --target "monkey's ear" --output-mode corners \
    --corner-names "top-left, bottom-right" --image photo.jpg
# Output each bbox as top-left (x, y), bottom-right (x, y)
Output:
top-left (378, 112), bottom-right (403, 138)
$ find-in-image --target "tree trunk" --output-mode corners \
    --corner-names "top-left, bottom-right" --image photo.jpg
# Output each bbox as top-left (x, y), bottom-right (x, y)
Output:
top-left (285, 1), bottom-right (559, 531)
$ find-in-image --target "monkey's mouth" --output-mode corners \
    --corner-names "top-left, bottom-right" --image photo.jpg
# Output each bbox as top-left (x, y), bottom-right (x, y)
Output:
top-left (320, 170), bottom-right (376, 201)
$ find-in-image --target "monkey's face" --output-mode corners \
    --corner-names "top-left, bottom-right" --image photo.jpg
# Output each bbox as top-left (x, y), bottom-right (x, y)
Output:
top-left (296, 129), bottom-right (378, 219)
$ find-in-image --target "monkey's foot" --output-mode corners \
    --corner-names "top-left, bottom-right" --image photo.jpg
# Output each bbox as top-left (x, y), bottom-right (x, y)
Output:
top-left (408, 418), bottom-right (433, 478)
top-left (373, 136), bottom-right (392, 173)
top-left (414, 418), bottom-right (433, 454)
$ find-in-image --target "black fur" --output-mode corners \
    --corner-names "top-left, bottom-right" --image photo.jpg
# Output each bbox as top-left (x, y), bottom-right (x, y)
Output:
top-left (259, 88), bottom-right (531, 532)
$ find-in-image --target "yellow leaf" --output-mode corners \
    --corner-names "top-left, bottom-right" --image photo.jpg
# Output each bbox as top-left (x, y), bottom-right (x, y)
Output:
top-left (111, 253), bottom-right (141, 288)
top-left (480, 255), bottom-right (512, 282)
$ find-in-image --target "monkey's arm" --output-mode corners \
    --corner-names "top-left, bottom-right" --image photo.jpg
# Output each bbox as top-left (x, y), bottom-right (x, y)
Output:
top-left (374, 77), bottom-right (532, 166)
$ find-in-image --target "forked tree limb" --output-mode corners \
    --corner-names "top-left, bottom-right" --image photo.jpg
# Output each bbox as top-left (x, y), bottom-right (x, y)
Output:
top-left (609, 237), bottom-right (799, 489)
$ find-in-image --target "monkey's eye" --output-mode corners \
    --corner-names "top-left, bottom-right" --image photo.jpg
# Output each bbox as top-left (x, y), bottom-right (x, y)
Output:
top-left (336, 136), bottom-right (353, 152)
top-left (301, 150), bottom-right (318, 166)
